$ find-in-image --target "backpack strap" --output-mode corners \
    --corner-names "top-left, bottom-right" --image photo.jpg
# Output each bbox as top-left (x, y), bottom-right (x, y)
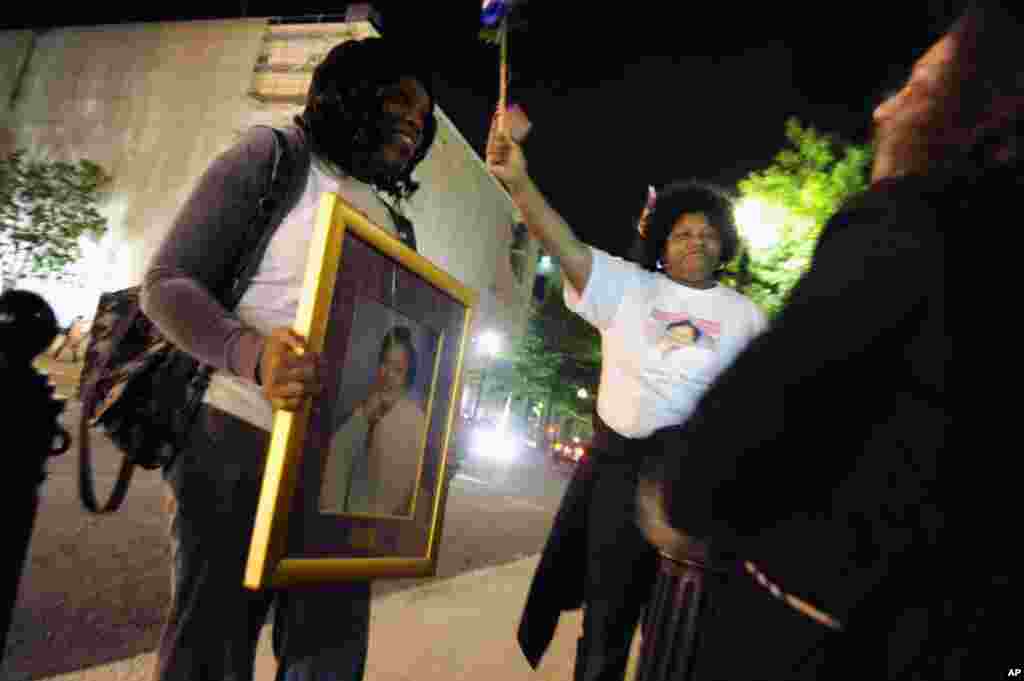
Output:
top-left (78, 128), bottom-right (298, 514)
top-left (180, 126), bottom-right (297, 434)
top-left (79, 407), bottom-right (135, 514)
top-left (383, 201), bottom-right (418, 252)
top-left (78, 295), bottom-right (143, 514)
top-left (227, 127), bottom-right (297, 307)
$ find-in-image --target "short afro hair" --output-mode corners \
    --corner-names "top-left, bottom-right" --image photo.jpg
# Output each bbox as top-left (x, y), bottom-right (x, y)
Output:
top-left (640, 180), bottom-right (740, 276)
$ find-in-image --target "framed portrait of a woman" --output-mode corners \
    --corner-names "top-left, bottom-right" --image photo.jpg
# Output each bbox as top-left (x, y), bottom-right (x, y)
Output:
top-left (244, 194), bottom-right (477, 588)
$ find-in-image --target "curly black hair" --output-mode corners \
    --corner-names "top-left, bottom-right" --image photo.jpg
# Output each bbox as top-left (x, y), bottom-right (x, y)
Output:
top-left (379, 325), bottom-right (418, 388)
top-left (299, 37), bottom-right (438, 202)
top-left (640, 180), bottom-right (741, 277)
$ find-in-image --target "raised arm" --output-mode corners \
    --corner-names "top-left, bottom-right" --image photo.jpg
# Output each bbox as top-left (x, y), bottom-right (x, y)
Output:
top-left (486, 115), bottom-right (592, 293)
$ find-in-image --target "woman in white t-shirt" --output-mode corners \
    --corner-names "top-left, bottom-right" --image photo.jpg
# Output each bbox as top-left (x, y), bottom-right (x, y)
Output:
top-left (487, 116), bottom-right (766, 681)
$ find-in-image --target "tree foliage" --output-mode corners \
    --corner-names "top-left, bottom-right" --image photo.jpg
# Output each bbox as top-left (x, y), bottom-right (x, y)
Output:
top-left (731, 118), bottom-right (874, 316)
top-left (0, 150), bottom-right (111, 290)
top-left (485, 272), bottom-right (601, 434)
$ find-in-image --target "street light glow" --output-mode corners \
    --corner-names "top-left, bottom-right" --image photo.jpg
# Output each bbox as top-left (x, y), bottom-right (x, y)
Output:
top-left (471, 330), bottom-right (503, 420)
top-left (734, 196), bottom-right (787, 251)
top-left (478, 329), bottom-right (502, 357)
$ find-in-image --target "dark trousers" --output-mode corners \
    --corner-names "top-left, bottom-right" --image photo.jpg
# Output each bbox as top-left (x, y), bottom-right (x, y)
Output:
top-left (156, 405), bottom-right (371, 681)
top-left (573, 419), bottom-right (659, 681)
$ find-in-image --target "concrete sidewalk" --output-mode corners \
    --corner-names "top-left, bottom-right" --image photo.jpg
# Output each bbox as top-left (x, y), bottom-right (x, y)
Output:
top-left (38, 555), bottom-right (641, 681)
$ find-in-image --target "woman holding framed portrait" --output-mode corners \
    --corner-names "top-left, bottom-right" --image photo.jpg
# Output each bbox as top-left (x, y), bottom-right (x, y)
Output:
top-left (140, 36), bottom-right (439, 681)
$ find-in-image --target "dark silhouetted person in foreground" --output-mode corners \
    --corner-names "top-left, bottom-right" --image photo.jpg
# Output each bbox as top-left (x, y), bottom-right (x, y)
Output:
top-left (0, 290), bottom-right (67, 664)
top-left (640, 2), bottom-right (1016, 678)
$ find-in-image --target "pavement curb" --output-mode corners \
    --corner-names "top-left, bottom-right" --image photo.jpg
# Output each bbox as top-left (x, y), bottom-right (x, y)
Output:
top-left (32, 551), bottom-right (642, 681)
top-left (30, 555), bottom-right (563, 681)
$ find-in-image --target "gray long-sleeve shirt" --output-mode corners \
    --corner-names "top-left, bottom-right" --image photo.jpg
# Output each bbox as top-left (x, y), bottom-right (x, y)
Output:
top-left (140, 126), bottom-right (298, 387)
top-left (141, 125), bottom-right (400, 431)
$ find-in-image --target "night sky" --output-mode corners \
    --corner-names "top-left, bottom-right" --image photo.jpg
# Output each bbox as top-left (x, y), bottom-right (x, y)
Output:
top-left (3, 1), bottom-right (966, 256)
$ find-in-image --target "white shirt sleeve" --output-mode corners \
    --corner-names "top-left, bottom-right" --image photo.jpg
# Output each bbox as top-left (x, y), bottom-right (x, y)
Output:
top-left (730, 299), bottom-right (769, 362)
top-left (751, 302), bottom-right (769, 337)
top-left (563, 246), bottom-right (645, 330)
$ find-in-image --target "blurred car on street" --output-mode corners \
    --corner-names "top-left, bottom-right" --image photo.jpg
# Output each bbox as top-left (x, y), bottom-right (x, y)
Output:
top-left (550, 436), bottom-right (588, 467)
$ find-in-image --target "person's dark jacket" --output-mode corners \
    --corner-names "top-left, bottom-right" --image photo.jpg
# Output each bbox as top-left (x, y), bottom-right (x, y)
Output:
top-left (644, 161), bottom-right (986, 677)
top-left (517, 451), bottom-right (595, 668)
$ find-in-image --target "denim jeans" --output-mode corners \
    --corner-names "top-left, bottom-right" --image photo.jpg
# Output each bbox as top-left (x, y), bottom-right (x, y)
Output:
top-left (155, 405), bottom-right (371, 681)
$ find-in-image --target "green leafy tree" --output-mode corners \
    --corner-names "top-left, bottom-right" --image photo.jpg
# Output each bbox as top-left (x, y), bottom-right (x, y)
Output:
top-left (0, 150), bottom-right (111, 291)
top-left (730, 118), bottom-right (874, 316)
top-left (485, 269), bottom-right (601, 438)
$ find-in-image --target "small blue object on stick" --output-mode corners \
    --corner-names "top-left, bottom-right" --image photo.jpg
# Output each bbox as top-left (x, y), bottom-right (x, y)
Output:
top-left (481, 0), bottom-right (509, 27)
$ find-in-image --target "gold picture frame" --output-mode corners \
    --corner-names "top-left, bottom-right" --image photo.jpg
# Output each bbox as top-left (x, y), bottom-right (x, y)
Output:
top-left (244, 193), bottom-right (477, 589)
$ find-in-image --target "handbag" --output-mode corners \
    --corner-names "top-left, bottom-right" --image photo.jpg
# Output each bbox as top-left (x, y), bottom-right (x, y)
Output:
top-left (77, 128), bottom-right (295, 513)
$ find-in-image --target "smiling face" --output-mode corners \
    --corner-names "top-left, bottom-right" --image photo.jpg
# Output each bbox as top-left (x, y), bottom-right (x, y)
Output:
top-left (370, 77), bottom-right (432, 176)
top-left (871, 34), bottom-right (961, 181)
top-left (662, 212), bottom-right (723, 288)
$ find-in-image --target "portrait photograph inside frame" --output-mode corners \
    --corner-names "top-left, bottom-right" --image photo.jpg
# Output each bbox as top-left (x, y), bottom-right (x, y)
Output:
top-left (317, 298), bottom-right (441, 520)
top-left (244, 193), bottom-right (476, 588)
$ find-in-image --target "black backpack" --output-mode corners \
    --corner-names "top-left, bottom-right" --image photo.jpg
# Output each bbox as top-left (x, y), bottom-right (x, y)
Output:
top-left (77, 128), bottom-right (297, 513)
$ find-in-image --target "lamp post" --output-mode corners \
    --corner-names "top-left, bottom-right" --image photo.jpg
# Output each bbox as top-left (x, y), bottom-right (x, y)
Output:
top-left (471, 330), bottom-right (502, 421)
top-left (733, 196), bottom-right (785, 252)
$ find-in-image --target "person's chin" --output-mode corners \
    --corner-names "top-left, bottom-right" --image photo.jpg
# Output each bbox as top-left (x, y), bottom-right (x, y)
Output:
top-left (669, 263), bottom-right (709, 282)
